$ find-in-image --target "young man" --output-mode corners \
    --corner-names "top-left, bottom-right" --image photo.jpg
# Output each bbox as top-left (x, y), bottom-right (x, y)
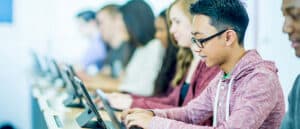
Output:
top-left (121, 0), bottom-right (285, 129)
top-left (96, 4), bottom-right (135, 78)
top-left (280, 0), bottom-right (300, 128)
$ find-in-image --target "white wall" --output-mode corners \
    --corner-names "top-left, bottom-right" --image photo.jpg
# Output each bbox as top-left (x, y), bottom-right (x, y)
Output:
top-left (0, 0), bottom-right (31, 128)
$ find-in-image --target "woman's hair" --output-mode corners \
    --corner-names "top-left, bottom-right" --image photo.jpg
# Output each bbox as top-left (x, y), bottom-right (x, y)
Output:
top-left (153, 10), bottom-right (179, 95)
top-left (167, 0), bottom-right (197, 86)
top-left (119, 0), bottom-right (155, 47)
top-left (76, 10), bottom-right (96, 22)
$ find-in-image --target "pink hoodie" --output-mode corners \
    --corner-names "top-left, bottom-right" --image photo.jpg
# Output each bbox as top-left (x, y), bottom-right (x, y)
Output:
top-left (149, 50), bottom-right (285, 129)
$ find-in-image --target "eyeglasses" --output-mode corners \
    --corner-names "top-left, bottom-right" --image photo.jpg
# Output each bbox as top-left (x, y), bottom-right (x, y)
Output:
top-left (191, 29), bottom-right (228, 48)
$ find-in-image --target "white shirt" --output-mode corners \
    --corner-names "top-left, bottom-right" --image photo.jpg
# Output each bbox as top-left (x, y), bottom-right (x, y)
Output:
top-left (119, 39), bottom-right (165, 96)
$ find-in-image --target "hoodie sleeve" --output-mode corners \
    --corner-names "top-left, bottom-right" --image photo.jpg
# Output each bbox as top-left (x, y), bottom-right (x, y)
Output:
top-left (149, 84), bottom-right (214, 128)
top-left (148, 71), bottom-right (284, 129)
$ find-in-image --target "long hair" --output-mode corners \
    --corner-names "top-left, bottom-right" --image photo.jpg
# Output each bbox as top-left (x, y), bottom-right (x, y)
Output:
top-left (153, 10), bottom-right (179, 95)
top-left (168, 0), bottom-right (197, 86)
top-left (119, 0), bottom-right (155, 47)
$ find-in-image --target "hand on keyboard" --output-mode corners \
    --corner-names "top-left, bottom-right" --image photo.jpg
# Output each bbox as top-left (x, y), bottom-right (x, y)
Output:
top-left (121, 108), bottom-right (154, 129)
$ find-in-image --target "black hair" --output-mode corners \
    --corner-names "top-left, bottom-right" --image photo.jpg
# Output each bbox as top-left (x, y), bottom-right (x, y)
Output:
top-left (190, 0), bottom-right (249, 45)
top-left (76, 10), bottom-right (96, 22)
top-left (153, 10), bottom-right (179, 95)
top-left (159, 10), bottom-right (167, 19)
top-left (119, 0), bottom-right (155, 47)
top-left (0, 122), bottom-right (15, 129)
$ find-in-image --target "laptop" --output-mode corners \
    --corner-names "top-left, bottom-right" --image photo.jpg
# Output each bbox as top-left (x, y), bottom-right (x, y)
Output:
top-left (73, 77), bottom-right (117, 129)
top-left (61, 66), bottom-right (84, 108)
top-left (96, 89), bottom-right (126, 129)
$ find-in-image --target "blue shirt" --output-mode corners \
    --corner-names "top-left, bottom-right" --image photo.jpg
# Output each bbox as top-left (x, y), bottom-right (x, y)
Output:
top-left (82, 35), bottom-right (107, 70)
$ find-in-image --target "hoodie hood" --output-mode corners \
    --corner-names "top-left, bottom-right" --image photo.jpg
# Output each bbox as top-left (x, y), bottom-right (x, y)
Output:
top-left (228, 50), bottom-right (278, 81)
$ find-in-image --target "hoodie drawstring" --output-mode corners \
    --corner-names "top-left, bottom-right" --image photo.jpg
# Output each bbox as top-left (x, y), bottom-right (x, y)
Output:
top-left (213, 79), bottom-right (222, 127)
top-left (213, 76), bottom-right (234, 127)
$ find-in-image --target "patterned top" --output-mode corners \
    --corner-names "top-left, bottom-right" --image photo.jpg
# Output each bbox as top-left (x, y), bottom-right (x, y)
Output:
top-left (149, 50), bottom-right (285, 129)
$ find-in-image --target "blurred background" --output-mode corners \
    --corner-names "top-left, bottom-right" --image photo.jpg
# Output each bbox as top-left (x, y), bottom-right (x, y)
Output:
top-left (0, 0), bottom-right (299, 128)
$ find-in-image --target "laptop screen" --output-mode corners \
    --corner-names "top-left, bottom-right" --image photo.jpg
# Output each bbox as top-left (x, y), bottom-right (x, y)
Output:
top-left (96, 89), bottom-right (124, 129)
top-left (73, 77), bottom-right (106, 127)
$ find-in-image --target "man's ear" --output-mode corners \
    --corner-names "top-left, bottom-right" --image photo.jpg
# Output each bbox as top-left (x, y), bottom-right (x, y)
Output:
top-left (224, 30), bottom-right (237, 47)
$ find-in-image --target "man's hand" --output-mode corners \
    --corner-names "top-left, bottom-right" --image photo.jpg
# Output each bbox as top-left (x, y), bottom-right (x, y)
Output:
top-left (121, 108), bottom-right (154, 129)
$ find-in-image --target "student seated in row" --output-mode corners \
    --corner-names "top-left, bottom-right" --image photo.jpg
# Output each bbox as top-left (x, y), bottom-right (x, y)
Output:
top-left (77, 4), bottom-right (135, 90)
top-left (82, 0), bottom-right (166, 96)
top-left (97, 9), bottom-right (179, 108)
top-left (75, 10), bottom-right (108, 75)
top-left (121, 0), bottom-right (285, 128)
top-left (95, 4), bottom-right (135, 79)
top-left (104, 0), bottom-right (219, 117)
